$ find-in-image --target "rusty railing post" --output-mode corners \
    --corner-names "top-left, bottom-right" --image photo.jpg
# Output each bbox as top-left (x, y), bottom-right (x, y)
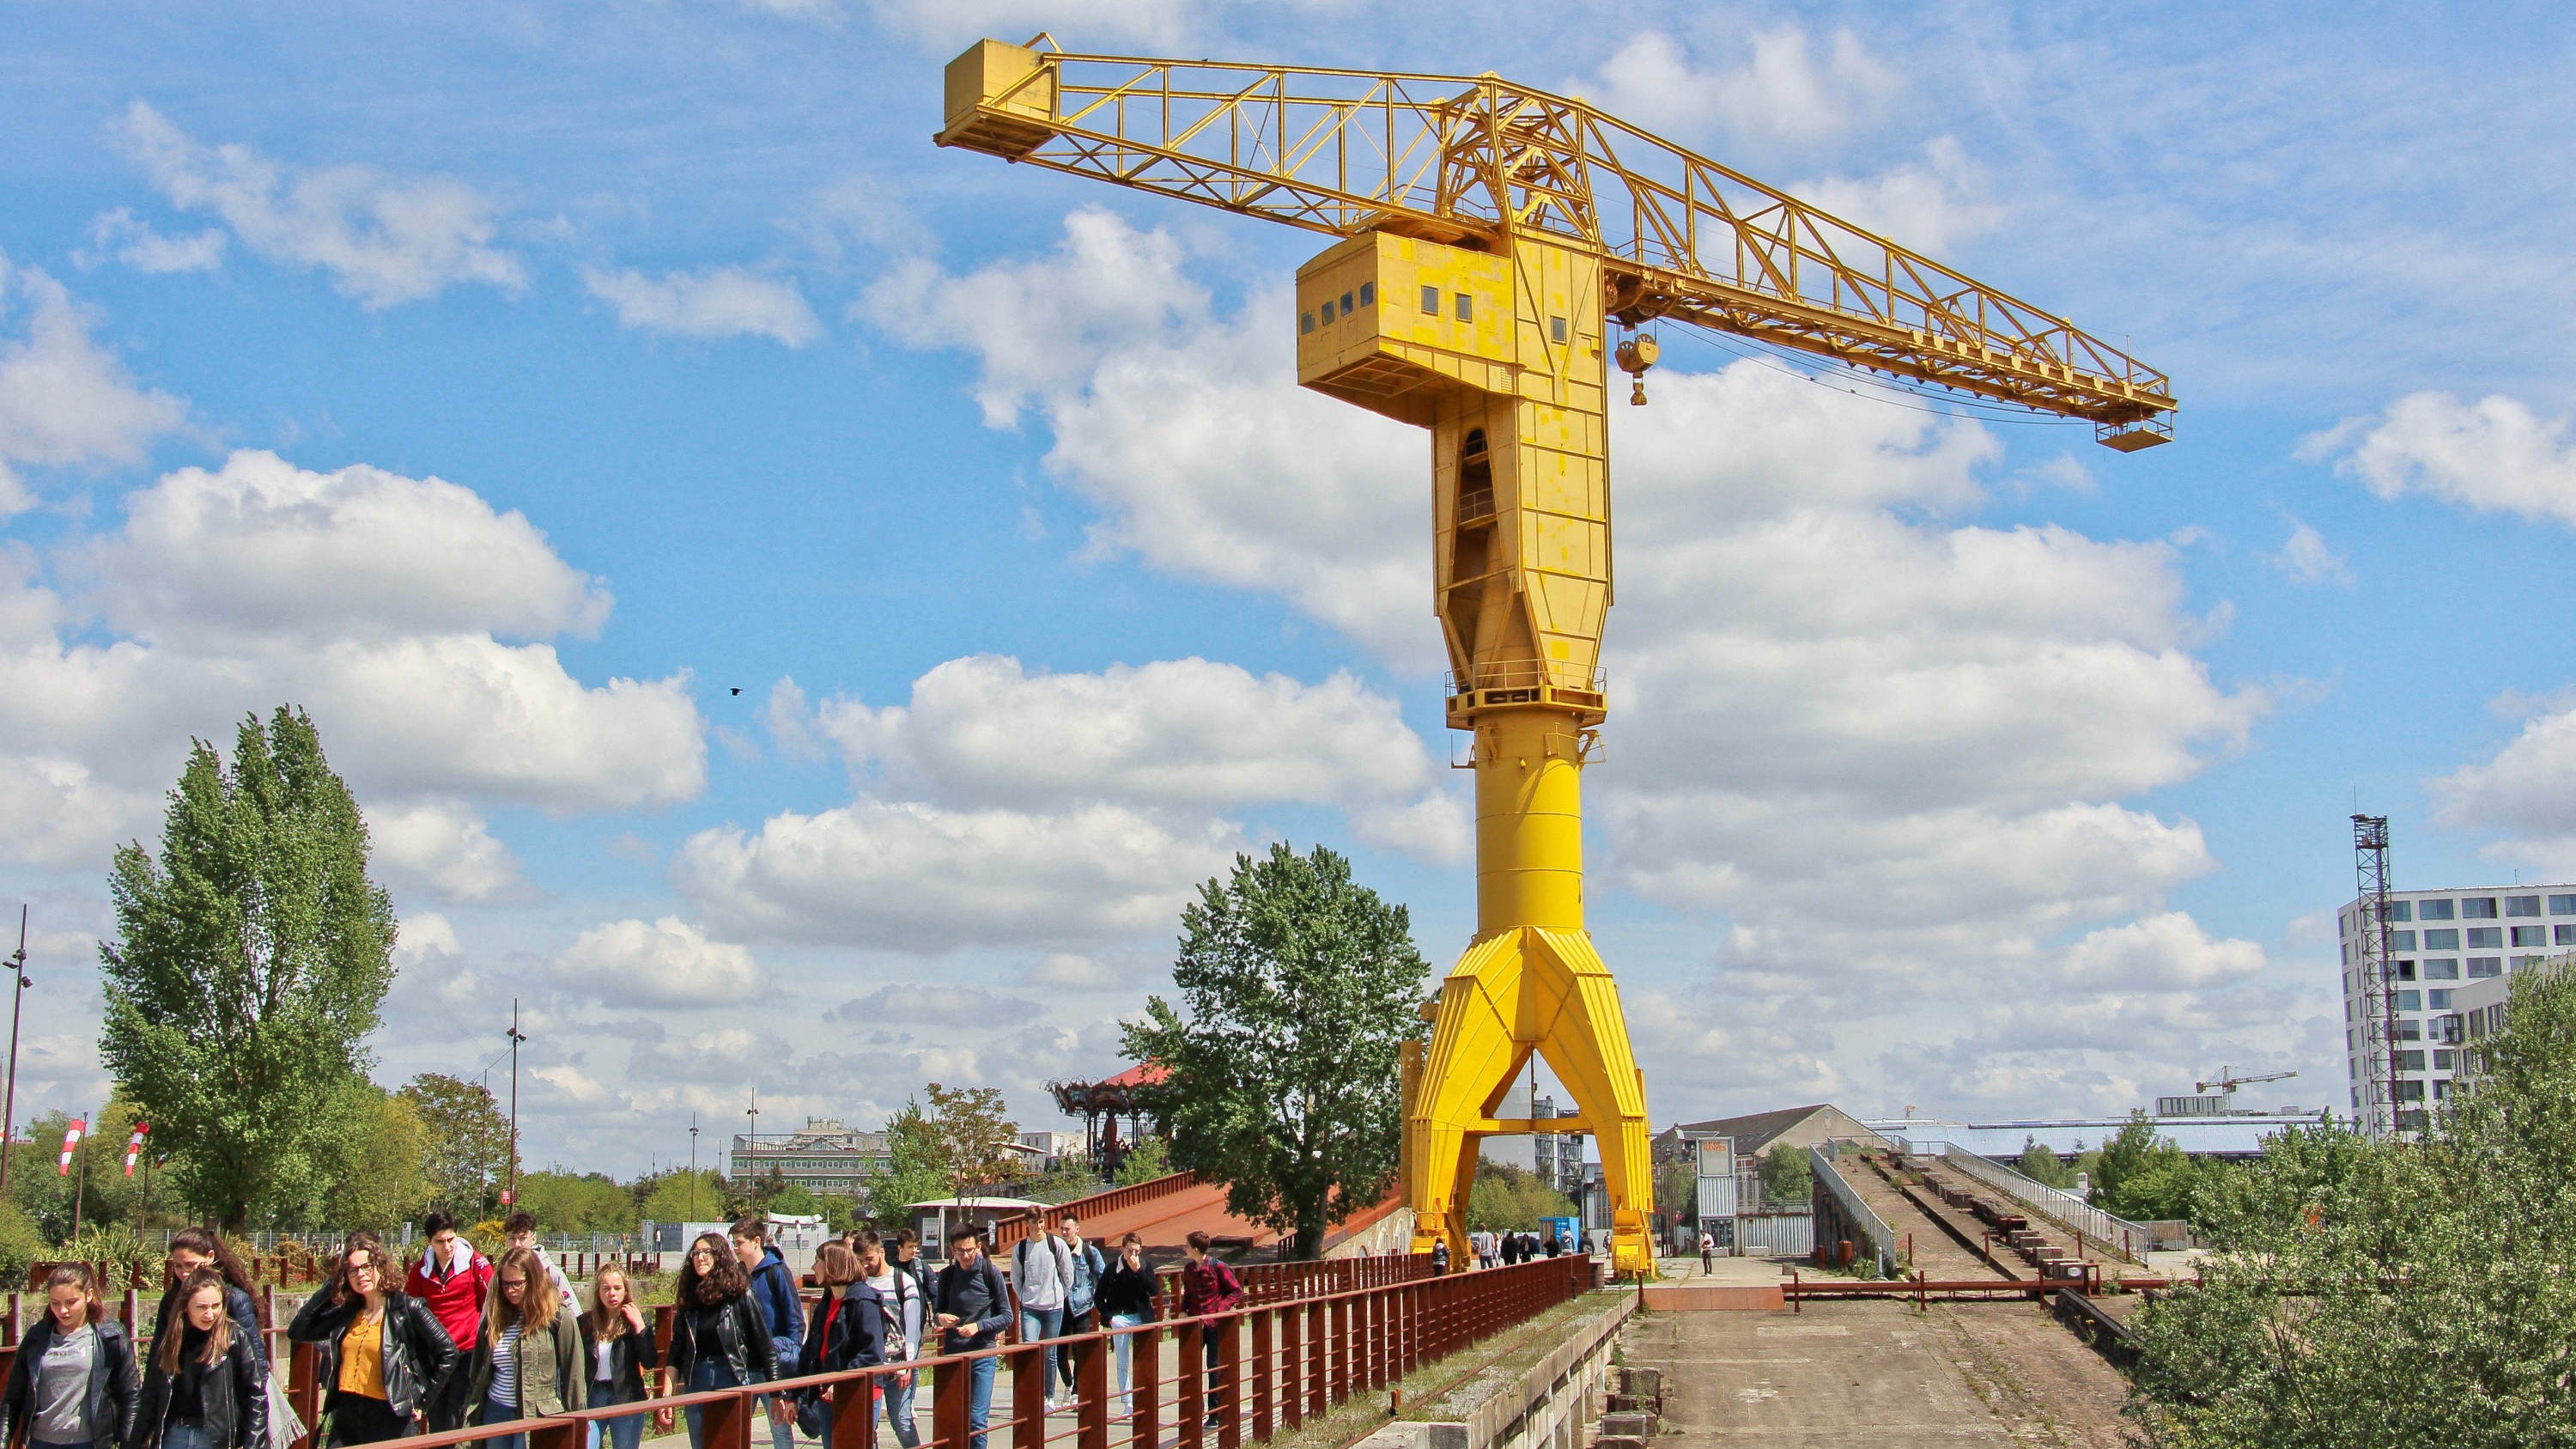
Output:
top-left (1250, 1306), bottom-right (1274, 1441)
top-left (1278, 1303), bottom-right (1302, 1434)
top-left (1133, 1324), bottom-right (1162, 1449)
top-left (1214, 1314), bottom-right (1240, 1449)
top-left (1075, 1322), bottom-right (1109, 1449)
top-left (1177, 1320), bottom-right (1206, 1449)
top-left (289, 1339), bottom-right (320, 1449)
top-left (1010, 1342), bottom-right (1048, 1449)
top-left (932, 1352), bottom-right (969, 1449)
top-left (829, 1368), bottom-right (879, 1449)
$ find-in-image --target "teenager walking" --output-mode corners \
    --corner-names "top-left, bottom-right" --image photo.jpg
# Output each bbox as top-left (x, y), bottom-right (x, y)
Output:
top-left (809, 1242), bottom-right (896, 1448)
top-left (732, 1219), bottom-right (803, 1449)
top-left (132, 1269), bottom-right (266, 1449)
top-left (1176, 1233), bottom-right (1243, 1431)
top-left (855, 1233), bottom-right (921, 1449)
top-left (1094, 1235), bottom-right (1157, 1421)
top-left (1009, 1225), bottom-right (1073, 1414)
top-left (663, 1232), bottom-right (778, 1449)
top-left (1051, 1217), bottom-right (1107, 1408)
top-left (464, 1246), bottom-right (585, 1449)
top-left (404, 1213), bottom-right (492, 1432)
top-left (0, 1265), bottom-right (138, 1449)
top-left (288, 1236), bottom-right (457, 1447)
top-left (930, 1226), bottom-right (1012, 1449)
top-left (151, 1233), bottom-right (264, 1371)
top-left (501, 1214), bottom-right (581, 1318)
top-left (576, 1266), bottom-right (658, 1449)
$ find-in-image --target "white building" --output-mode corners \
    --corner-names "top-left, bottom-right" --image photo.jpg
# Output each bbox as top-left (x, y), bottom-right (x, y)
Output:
top-left (2338, 885), bottom-right (2576, 1120)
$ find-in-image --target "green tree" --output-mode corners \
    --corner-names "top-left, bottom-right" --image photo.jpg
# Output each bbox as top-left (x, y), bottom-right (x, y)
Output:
top-left (638, 1169), bottom-right (729, 1226)
top-left (1123, 843), bottom-right (1428, 1258)
top-left (15, 1108), bottom-right (142, 1239)
top-left (401, 1073), bottom-right (514, 1216)
top-left (1111, 1135), bottom-right (1172, 1187)
top-left (865, 1101), bottom-right (950, 1222)
top-left (2090, 1114), bottom-right (2205, 1221)
top-left (1653, 1154), bottom-right (1696, 1222)
top-left (317, 1082), bottom-right (431, 1231)
top-left (2128, 963), bottom-right (2576, 1448)
top-left (1757, 1145), bottom-right (1812, 1205)
top-left (1466, 1160), bottom-right (1573, 1233)
top-left (98, 708), bottom-right (398, 1229)
top-left (2014, 1137), bottom-right (2075, 1189)
top-left (516, 1171), bottom-right (637, 1234)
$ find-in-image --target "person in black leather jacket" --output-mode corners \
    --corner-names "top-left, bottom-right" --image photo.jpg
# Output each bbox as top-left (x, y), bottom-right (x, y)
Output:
top-left (130, 1271), bottom-right (265, 1449)
top-left (662, 1232), bottom-right (776, 1449)
top-left (286, 1236), bottom-right (459, 1446)
top-left (149, 1232), bottom-right (264, 1373)
top-left (576, 1266), bottom-right (659, 1449)
top-left (1, 1265), bottom-right (138, 1449)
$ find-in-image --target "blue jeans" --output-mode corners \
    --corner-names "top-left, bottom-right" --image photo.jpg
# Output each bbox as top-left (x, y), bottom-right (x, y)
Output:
top-left (586, 1388), bottom-right (646, 1449)
top-left (1108, 1315), bottom-right (1146, 1414)
top-left (685, 1359), bottom-right (744, 1449)
top-left (955, 1352), bottom-right (996, 1449)
top-left (880, 1369), bottom-right (920, 1449)
top-left (161, 1425), bottom-right (210, 1449)
top-left (1019, 1306), bottom-right (1063, 1403)
top-left (482, 1395), bottom-right (526, 1449)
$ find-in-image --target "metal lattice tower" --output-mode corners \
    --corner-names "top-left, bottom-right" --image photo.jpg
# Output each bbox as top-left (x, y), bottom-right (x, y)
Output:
top-left (2351, 815), bottom-right (2402, 1137)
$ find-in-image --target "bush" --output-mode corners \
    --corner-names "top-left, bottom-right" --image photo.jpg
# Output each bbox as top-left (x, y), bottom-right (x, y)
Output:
top-left (0, 1202), bottom-right (46, 1284)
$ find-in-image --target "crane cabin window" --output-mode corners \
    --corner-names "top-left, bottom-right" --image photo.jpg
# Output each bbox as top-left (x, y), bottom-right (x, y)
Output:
top-left (1358, 282), bottom-right (1375, 307)
top-left (1551, 315), bottom-right (1567, 343)
top-left (1340, 291), bottom-right (1354, 317)
top-left (1420, 284), bottom-right (1440, 314)
top-left (1455, 292), bottom-right (1473, 323)
top-left (1300, 311), bottom-right (1315, 334)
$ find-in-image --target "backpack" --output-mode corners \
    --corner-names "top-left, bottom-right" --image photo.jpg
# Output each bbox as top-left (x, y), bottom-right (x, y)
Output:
top-left (876, 1269), bottom-right (921, 1359)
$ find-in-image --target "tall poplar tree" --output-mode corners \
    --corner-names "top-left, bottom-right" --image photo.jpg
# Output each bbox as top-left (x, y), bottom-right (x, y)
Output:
top-left (1123, 843), bottom-right (1427, 1258)
top-left (99, 707), bottom-right (397, 1230)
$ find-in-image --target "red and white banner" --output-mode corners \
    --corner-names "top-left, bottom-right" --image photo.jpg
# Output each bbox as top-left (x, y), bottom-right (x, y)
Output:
top-left (123, 1123), bottom-right (149, 1177)
top-left (57, 1118), bottom-right (84, 1176)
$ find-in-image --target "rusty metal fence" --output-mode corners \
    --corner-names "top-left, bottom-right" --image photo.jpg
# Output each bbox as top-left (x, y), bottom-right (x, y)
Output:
top-left (2, 1256), bottom-right (1589, 1449)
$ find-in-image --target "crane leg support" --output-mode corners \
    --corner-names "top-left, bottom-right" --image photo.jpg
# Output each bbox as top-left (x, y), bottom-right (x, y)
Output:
top-left (1406, 926), bottom-right (1656, 1277)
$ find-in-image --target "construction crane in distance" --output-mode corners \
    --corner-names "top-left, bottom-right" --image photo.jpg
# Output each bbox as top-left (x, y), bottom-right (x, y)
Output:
top-left (2196, 1066), bottom-right (2298, 1098)
top-left (937, 37), bottom-right (2179, 1277)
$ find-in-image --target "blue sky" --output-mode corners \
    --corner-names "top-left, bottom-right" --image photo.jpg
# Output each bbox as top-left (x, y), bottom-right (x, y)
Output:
top-left (3, 0), bottom-right (2573, 1174)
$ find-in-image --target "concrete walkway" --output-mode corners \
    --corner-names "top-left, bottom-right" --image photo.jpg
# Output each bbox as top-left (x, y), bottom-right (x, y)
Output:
top-left (1619, 1298), bottom-right (2132, 1446)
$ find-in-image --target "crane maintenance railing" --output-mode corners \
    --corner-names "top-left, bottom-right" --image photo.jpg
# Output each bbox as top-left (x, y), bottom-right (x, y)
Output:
top-left (16, 1256), bottom-right (1593, 1449)
top-left (1941, 1145), bottom-right (2152, 1264)
top-left (1807, 1145), bottom-right (1899, 1278)
top-left (941, 46), bottom-right (2173, 440)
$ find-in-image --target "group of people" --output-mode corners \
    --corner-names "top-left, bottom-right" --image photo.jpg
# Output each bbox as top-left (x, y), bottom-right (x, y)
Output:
top-left (0, 1210), bottom-right (1258, 1449)
top-left (1465, 1230), bottom-right (1565, 1270)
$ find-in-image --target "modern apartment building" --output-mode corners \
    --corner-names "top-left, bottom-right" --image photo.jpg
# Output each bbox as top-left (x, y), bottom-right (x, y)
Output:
top-left (2452, 949), bottom-right (2573, 1081)
top-left (2337, 885), bottom-right (2576, 1120)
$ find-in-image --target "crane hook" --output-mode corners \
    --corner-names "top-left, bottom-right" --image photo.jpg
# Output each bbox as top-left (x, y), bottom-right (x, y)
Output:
top-left (1614, 332), bottom-right (1659, 406)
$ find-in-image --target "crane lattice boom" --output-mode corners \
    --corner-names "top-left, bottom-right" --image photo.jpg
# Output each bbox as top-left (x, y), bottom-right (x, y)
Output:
top-left (939, 41), bottom-right (2176, 447)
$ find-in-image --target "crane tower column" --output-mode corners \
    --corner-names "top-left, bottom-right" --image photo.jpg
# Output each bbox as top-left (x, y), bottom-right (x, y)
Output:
top-left (1296, 228), bottom-right (1656, 1276)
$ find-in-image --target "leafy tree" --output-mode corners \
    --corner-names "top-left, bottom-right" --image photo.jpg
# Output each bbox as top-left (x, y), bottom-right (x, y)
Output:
top-left (2090, 1114), bottom-right (2210, 1221)
top-left (2014, 1137), bottom-right (2076, 1189)
top-left (1018, 1156), bottom-right (1102, 1204)
top-left (865, 1101), bottom-right (949, 1222)
top-left (1467, 1160), bottom-right (1573, 1232)
top-left (15, 1108), bottom-right (142, 1239)
top-left (1757, 1146), bottom-right (1812, 1206)
top-left (1111, 1135), bottom-right (1172, 1187)
top-left (1653, 1154), bottom-right (1697, 1222)
top-left (98, 708), bottom-right (397, 1229)
top-left (401, 1073), bottom-right (514, 1217)
top-left (922, 1083), bottom-right (1020, 1199)
top-left (2128, 962), bottom-right (2576, 1448)
top-left (316, 1082), bottom-right (431, 1231)
top-left (516, 1171), bottom-right (637, 1234)
top-left (1123, 843), bottom-right (1428, 1258)
top-left (638, 1169), bottom-right (729, 1226)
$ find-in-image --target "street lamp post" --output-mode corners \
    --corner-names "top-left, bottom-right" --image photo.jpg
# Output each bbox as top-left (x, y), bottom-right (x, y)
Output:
top-left (505, 1000), bottom-right (527, 1208)
top-left (689, 1114), bottom-right (701, 1221)
top-left (0, 907), bottom-right (28, 1197)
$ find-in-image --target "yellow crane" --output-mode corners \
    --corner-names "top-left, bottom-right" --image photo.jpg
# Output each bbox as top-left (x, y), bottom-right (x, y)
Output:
top-left (936, 37), bottom-right (2177, 1277)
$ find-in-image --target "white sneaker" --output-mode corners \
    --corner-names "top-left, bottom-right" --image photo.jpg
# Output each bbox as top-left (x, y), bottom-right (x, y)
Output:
top-left (1043, 1398), bottom-right (1060, 1415)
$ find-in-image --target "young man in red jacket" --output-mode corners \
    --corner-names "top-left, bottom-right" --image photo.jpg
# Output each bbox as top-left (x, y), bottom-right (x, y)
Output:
top-left (403, 1211), bottom-right (491, 1430)
top-left (1176, 1232), bottom-right (1244, 1431)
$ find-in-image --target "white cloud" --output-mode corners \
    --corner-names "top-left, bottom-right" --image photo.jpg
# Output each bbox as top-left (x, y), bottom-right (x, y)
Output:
top-left (828, 983), bottom-right (1040, 1026)
top-left (862, 0), bottom-right (1248, 49)
top-left (1792, 138), bottom-right (2004, 257)
top-left (2057, 911), bottom-right (2267, 991)
top-left (2431, 698), bottom-right (2576, 866)
top-left (2263, 518), bottom-right (2354, 586)
top-left (0, 258), bottom-right (186, 512)
top-left (675, 799), bottom-right (1238, 949)
top-left (553, 916), bottom-right (771, 1008)
top-left (88, 450), bottom-right (611, 644)
top-left (116, 101), bottom-right (525, 309)
top-left (82, 209), bottom-right (227, 275)
top-left (581, 266), bottom-right (823, 346)
top-left (368, 800), bottom-right (529, 904)
top-left (0, 453), bottom-right (704, 873)
top-left (863, 210), bottom-right (1426, 661)
top-left (2311, 391), bottom-right (2576, 527)
top-left (817, 654), bottom-right (1431, 808)
top-left (1577, 26), bottom-right (1899, 149)
top-left (1346, 792), bottom-right (1471, 868)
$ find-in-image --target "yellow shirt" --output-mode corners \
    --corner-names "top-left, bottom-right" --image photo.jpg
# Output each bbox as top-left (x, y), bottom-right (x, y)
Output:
top-left (337, 1310), bottom-right (387, 1399)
